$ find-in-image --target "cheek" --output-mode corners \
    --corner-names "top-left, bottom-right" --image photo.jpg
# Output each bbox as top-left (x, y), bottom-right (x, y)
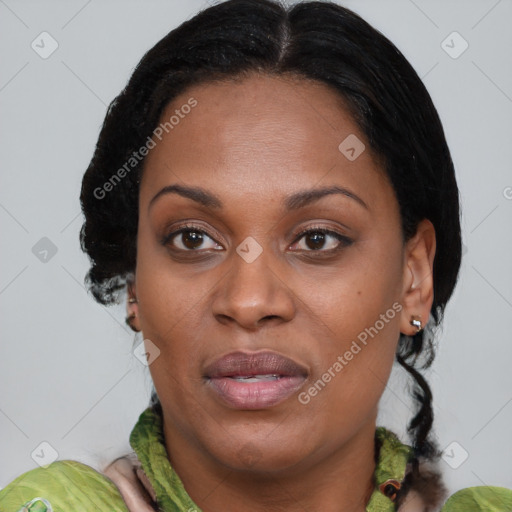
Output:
top-left (298, 308), bottom-right (400, 440)
top-left (134, 226), bottom-right (209, 366)
top-left (300, 237), bottom-right (404, 339)
top-left (295, 241), bottom-right (403, 421)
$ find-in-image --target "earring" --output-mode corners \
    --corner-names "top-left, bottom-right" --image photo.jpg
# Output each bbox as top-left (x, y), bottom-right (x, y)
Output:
top-left (410, 316), bottom-right (423, 333)
top-left (128, 298), bottom-right (138, 304)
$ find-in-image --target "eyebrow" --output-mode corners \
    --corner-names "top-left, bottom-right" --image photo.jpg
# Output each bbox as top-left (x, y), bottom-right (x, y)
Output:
top-left (149, 184), bottom-right (368, 211)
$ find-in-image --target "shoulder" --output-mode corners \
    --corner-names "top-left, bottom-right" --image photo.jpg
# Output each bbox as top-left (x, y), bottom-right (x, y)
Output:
top-left (440, 485), bottom-right (512, 511)
top-left (0, 459), bottom-right (129, 511)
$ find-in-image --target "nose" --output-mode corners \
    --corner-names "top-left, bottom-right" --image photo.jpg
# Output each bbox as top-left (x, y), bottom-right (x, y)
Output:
top-left (211, 245), bottom-right (296, 331)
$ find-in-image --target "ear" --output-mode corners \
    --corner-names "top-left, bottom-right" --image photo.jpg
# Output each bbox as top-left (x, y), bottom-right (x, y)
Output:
top-left (126, 275), bottom-right (141, 332)
top-left (399, 219), bottom-right (436, 336)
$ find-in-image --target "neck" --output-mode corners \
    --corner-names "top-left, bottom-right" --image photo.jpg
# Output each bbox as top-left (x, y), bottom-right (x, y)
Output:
top-left (162, 414), bottom-right (378, 512)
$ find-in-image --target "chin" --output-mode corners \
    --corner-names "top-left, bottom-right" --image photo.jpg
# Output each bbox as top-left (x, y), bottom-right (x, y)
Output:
top-left (203, 428), bottom-right (315, 474)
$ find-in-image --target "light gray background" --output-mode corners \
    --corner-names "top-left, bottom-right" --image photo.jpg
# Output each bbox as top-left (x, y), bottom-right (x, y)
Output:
top-left (1, 0), bottom-right (511, 499)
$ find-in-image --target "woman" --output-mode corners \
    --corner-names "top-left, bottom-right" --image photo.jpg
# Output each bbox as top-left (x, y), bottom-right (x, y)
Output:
top-left (1, 0), bottom-right (510, 510)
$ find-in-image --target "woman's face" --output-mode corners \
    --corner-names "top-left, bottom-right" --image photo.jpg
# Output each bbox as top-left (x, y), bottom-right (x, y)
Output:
top-left (134, 73), bottom-right (431, 473)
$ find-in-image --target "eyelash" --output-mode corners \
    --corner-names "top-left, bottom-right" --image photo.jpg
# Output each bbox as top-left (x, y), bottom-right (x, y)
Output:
top-left (162, 223), bottom-right (353, 255)
top-left (292, 226), bottom-right (353, 253)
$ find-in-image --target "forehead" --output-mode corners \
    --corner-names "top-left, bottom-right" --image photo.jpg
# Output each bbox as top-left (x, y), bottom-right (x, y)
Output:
top-left (139, 73), bottom-right (392, 212)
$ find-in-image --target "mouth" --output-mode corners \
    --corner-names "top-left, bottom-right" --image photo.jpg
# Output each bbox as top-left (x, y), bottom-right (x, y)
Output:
top-left (204, 351), bottom-right (308, 410)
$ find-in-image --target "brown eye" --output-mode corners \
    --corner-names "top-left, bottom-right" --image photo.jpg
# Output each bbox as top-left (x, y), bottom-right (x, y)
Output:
top-left (164, 227), bottom-right (222, 251)
top-left (303, 231), bottom-right (328, 250)
top-left (291, 228), bottom-right (352, 252)
top-left (180, 230), bottom-right (205, 250)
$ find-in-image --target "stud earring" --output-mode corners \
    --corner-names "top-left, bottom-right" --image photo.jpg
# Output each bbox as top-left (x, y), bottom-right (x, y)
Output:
top-left (410, 316), bottom-right (423, 333)
top-left (128, 298), bottom-right (138, 304)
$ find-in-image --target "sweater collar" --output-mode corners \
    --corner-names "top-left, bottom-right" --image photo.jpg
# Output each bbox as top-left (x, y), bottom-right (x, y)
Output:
top-left (129, 406), bottom-right (413, 512)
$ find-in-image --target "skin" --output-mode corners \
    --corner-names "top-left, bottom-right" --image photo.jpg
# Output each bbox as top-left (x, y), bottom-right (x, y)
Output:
top-left (128, 73), bottom-right (436, 512)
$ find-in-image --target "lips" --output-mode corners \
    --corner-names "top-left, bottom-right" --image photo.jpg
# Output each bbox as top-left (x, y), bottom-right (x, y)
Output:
top-left (204, 351), bottom-right (308, 410)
